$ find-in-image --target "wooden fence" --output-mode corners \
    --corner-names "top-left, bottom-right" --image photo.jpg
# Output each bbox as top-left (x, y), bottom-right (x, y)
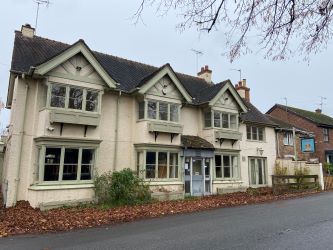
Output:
top-left (324, 176), bottom-right (333, 190)
top-left (272, 175), bottom-right (319, 194)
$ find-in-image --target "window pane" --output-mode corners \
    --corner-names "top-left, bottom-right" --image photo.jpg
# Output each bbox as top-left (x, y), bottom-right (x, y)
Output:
top-left (138, 101), bottom-right (145, 119)
top-left (232, 156), bottom-right (238, 178)
top-left (170, 104), bottom-right (179, 122)
top-left (146, 152), bottom-right (156, 178)
top-left (68, 87), bottom-right (83, 110)
top-left (223, 155), bottom-right (231, 178)
top-left (50, 85), bottom-right (66, 108)
top-left (215, 155), bottom-right (222, 178)
top-left (258, 128), bottom-right (264, 141)
top-left (283, 133), bottom-right (289, 145)
top-left (247, 126), bottom-right (251, 140)
top-left (214, 111), bottom-right (221, 127)
top-left (81, 149), bottom-right (94, 180)
top-left (44, 148), bottom-right (61, 181)
top-left (86, 91), bottom-right (98, 112)
top-left (250, 159), bottom-right (256, 185)
top-left (204, 111), bottom-right (211, 127)
top-left (158, 152), bottom-right (167, 178)
top-left (230, 115), bottom-right (237, 129)
top-left (63, 148), bottom-right (79, 180)
top-left (147, 101), bottom-right (157, 119)
top-left (252, 127), bottom-right (258, 140)
top-left (222, 113), bottom-right (229, 128)
top-left (159, 102), bottom-right (168, 121)
top-left (169, 153), bottom-right (178, 178)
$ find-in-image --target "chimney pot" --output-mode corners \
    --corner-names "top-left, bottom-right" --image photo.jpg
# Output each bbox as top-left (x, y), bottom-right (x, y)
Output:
top-left (235, 79), bottom-right (250, 102)
top-left (21, 24), bottom-right (35, 38)
top-left (197, 65), bottom-right (212, 83)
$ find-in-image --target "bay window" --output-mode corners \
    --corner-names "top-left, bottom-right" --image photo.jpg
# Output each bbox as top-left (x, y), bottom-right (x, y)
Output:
top-left (215, 154), bottom-right (239, 179)
top-left (138, 100), bottom-right (180, 122)
top-left (49, 83), bottom-right (99, 112)
top-left (205, 110), bottom-right (238, 130)
top-left (40, 146), bottom-right (95, 183)
top-left (137, 150), bottom-right (179, 180)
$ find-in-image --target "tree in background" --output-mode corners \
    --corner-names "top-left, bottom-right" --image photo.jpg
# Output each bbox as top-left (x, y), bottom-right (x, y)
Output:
top-left (135, 0), bottom-right (333, 61)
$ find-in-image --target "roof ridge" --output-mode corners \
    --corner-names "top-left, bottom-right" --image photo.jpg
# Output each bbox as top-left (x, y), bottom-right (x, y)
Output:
top-left (277, 103), bottom-right (332, 117)
top-left (15, 30), bottom-right (72, 47)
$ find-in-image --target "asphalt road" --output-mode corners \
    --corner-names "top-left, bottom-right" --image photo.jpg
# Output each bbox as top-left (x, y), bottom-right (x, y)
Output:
top-left (2, 192), bottom-right (333, 250)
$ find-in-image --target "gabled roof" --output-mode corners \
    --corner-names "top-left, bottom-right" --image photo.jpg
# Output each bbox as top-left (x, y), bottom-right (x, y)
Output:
top-left (267, 104), bottom-right (333, 127)
top-left (241, 100), bottom-right (277, 127)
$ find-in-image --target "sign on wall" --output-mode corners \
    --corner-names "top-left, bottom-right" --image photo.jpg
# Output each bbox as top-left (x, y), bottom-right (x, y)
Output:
top-left (301, 138), bottom-right (315, 153)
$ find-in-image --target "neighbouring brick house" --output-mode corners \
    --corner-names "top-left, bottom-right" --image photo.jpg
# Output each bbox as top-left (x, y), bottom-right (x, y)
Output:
top-left (266, 115), bottom-right (316, 162)
top-left (267, 104), bottom-right (333, 164)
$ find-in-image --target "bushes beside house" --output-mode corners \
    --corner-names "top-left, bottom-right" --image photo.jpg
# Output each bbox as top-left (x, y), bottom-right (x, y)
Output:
top-left (94, 168), bottom-right (152, 207)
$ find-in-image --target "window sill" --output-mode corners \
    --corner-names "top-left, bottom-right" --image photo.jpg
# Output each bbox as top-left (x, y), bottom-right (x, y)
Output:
top-left (246, 139), bottom-right (266, 143)
top-left (29, 182), bottom-right (94, 191)
top-left (213, 179), bottom-right (242, 184)
top-left (144, 180), bottom-right (183, 185)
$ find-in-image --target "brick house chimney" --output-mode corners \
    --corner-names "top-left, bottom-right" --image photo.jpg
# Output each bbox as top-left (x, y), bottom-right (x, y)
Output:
top-left (315, 108), bottom-right (322, 114)
top-left (235, 79), bottom-right (250, 101)
top-left (21, 24), bottom-right (35, 38)
top-left (197, 65), bottom-right (212, 83)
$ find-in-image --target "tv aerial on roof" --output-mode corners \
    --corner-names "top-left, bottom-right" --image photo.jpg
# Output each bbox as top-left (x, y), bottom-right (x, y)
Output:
top-left (33, 0), bottom-right (52, 32)
top-left (191, 49), bottom-right (204, 73)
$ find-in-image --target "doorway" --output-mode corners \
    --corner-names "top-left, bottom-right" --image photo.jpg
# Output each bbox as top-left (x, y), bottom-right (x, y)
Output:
top-left (185, 157), bottom-right (211, 196)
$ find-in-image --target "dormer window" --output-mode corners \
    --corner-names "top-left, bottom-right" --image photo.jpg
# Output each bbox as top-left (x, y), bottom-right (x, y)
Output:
top-left (138, 100), bottom-right (180, 123)
top-left (49, 83), bottom-right (100, 112)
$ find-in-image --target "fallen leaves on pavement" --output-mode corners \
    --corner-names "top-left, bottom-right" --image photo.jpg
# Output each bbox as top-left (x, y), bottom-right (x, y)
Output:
top-left (0, 189), bottom-right (321, 237)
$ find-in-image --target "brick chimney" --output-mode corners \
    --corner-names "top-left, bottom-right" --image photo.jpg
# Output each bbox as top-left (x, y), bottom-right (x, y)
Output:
top-left (21, 24), bottom-right (35, 38)
top-left (235, 79), bottom-right (250, 101)
top-left (315, 108), bottom-right (322, 114)
top-left (197, 65), bottom-right (212, 83)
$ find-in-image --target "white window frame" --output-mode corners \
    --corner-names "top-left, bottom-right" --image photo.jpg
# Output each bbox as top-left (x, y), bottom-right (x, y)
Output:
top-left (137, 150), bottom-right (181, 181)
top-left (214, 154), bottom-right (240, 180)
top-left (249, 157), bottom-right (267, 186)
top-left (47, 82), bottom-right (101, 113)
top-left (324, 128), bottom-right (329, 142)
top-left (38, 145), bottom-right (96, 184)
top-left (138, 99), bottom-right (181, 123)
top-left (283, 132), bottom-right (294, 146)
top-left (205, 109), bottom-right (239, 130)
top-left (247, 125), bottom-right (265, 142)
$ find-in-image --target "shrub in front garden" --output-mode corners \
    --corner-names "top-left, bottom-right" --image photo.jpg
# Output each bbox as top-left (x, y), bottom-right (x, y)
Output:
top-left (94, 168), bottom-right (152, 206)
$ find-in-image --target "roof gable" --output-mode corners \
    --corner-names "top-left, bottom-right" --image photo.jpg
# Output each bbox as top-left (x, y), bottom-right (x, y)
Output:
top-left (209, 81), bottom-right (247, 112)
top-left (34, 40), bottom-right (117, 89)
top-left (138, 64), bottom-right (192, 102)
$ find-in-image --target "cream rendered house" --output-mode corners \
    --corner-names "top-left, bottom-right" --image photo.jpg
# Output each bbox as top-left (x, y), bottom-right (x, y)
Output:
top-left (2, 25), bottom-right (277, 208)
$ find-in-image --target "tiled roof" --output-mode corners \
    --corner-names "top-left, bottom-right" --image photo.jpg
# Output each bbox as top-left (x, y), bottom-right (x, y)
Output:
top-left (181, 135), bottom-right (214, 149)
top-left (241, 100), bottom-right (277, 127)
top-left (268, 104), bottom-right (333, 127)
top-left (265, 115), bottom-right (309, 132)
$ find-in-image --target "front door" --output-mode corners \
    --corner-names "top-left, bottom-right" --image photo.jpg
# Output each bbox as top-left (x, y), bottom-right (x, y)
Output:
top-left (249, 158), bottom-right (267, 186)
top-left (185, 157), bottom-right (211, 196)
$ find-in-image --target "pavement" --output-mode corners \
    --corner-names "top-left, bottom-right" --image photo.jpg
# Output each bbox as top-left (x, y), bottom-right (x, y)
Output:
top-left (1, 192), bottom-right (333, 250)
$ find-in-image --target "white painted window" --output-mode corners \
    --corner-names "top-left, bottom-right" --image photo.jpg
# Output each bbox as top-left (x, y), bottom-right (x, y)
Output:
top-left (249, 158), bottom-right (267, 186)
top-left (215, 154), bottom-right (239, 179)
top-left (283, 132), bottom-right (294, 146)
top-left (42, 146), bottom-right (95, 182)
top-left (49, 83), bottom-right (99, 112)
top-left (209, 110), bottom-right (238, 130)
top-left (324, 128), bottom-right (329, 142)
top-left (142, 151), bottom-right (179, 179)
top-left (139, 100), bottom-right (180, 122)
top-left (247, 125), bottom-right (265, 141)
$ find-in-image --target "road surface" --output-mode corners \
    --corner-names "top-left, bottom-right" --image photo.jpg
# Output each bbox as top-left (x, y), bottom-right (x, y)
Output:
top-left (1, 192), bottom-right (333, 250)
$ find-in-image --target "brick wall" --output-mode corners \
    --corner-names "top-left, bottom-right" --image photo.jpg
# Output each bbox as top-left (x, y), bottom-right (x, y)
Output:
top-left (269, 106), bottom-right (333, 163)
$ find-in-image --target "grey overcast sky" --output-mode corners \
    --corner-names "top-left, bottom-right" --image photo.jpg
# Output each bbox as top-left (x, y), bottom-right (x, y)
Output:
top-left (1, 0), bottom-right (332, 130)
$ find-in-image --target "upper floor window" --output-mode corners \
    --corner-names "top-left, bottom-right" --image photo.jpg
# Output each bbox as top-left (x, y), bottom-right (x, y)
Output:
top-left (204, 109), bottom-right (238, 130)
top-left (324, 128), bottom-right (329, 142)
top-left (247, 125), bottom-right (265, 141)
top-left (283, 132), bottom-right (294, 146)
top-left (49, 84), bottom-right (99, 112)
top-left (138, 100), bottom-right (180, 122)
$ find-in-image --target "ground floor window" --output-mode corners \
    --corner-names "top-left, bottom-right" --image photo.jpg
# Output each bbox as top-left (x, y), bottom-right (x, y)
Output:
top-left (249, 157), bottom-right (267, 186)
top-left (40, 146), bottom-right (95, 182)
top-left (137, 150), bottom-right (180, 180)
top-left (215, 154), bottom-right (239, 179)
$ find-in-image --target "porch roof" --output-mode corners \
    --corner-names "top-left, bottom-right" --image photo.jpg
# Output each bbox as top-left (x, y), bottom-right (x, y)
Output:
top-left (181, 135), bottom-right (214, 150)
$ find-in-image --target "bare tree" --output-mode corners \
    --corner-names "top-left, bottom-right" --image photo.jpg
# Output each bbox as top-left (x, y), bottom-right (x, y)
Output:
top-left (134, 0), bottom-right (333, 61)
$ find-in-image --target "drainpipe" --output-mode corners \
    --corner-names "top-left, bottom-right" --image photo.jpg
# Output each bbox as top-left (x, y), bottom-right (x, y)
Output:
top-left (113, 91), bottom-right (121, 171)
top-left (276, 129), bottom-right (281, 158)
top-left (13, 75), bottom-right (29, 206)
top-left (293, 127), bottom-right (297, 161)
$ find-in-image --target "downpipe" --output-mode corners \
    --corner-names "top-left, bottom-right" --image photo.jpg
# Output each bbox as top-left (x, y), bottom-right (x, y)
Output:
top-left (113, 91), bottom-right (121, 171)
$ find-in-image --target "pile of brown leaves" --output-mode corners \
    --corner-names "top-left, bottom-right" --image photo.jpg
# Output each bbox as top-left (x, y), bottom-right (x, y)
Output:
top-left (0, 189), bottom-right (320, 237)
